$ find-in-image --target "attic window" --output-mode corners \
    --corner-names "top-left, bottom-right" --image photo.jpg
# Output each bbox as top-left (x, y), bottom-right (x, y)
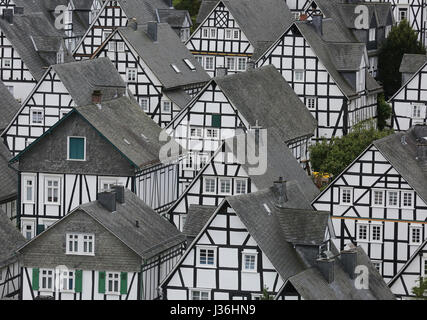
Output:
top-left (171, 64), bottom-right (181, 73)
top-left (183, 59), bottom-right (195, 71)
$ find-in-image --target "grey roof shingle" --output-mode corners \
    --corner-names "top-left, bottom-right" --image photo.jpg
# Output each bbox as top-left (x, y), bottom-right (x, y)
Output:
top-left (182, 205), bottom-right (216, 237)
top-left (118, 23), bottom-right (210, 90)
top-left (0, 142), bottom-right (17, 202)
top-left (117, 0), bottom-right (173, 24)
top-left (164, 88), bottom-right (192, 109)
top-left (0, 209), bottom-right (26, 268)
top-left (78, 190), bottom-right (185, 259)
top-left (399, 54), bottom-right (427, 74)
top-left (0, 81), bottom-right (21, 131)
top-left (373, 126), bottom-right (427, 205)
top-left (214, 65), bottom-right (317, 142)
top-left (196, 0), bottom-right (218, 24)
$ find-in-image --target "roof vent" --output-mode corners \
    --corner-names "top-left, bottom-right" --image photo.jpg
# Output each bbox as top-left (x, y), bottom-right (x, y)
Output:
top-left (273, 177), bottom-right (288, 208)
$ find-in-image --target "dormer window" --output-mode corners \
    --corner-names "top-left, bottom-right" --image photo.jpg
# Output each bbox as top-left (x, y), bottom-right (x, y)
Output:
top-left (171, 64), bottom-right (181, 73)
top-left (183, 59), bottom-right (195, 70)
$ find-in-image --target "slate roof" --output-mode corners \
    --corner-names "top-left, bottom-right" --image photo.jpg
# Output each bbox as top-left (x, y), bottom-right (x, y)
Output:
top-left (399, 54), bottom-right (427, 74)
top-left (0, 12), bottom-right (71, 81)
top-left (214, 65), bottom-right (317, 142)
top-left (0, 81), bottom-right (21, 131)
top-left (196, 0), bottom-right (294, 59)
top-left (157, 9), bottom-right (191, 28)
top-left (115, 0), bottom-right (172, 24)
top-left (182, 205), bottom-right (216, 237)
top-left (287, 246), bottom-right (395, 300)
top-left (0, 209), bottom-right (26, 268)
top-left (373, 126), bottom-right (427, 205)
top-left (77, 190), bottom-right (185, 259)
top-left (164, 88), bottom-right (192, 109)
top-left (0, 142), bottom-right (17, 203)
top-left (117, 23), bottom-right (210, 89)
top-left (51, 57), bottom-right (126, 106)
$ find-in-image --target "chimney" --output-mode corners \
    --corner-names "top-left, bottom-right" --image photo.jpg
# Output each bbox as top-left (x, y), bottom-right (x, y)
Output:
top-left (215, 66), bottom-right (228, 77)
top-left (3, 9), bottom-right (13, 24)
top-left (274, 177), bottom-right (288, 208)
top-left (147, 21), bottom-right (158, 42)
top-left (340, 249), bottom-right (358, 279)
top-left (312, 14), bottom-right (323, 35)
top-left (92, 90), bottom-right (102, 104)
top-left (128, 18), bottom-right (137, 31)
top-left (112, 185), bottom-right (125, 204)
top-left (316, 257), bottom-right (335, 283)
top-left (98, 191), bottom-right (117, 212)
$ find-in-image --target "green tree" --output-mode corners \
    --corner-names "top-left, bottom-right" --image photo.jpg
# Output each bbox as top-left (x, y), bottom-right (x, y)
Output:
top-left (173, 0), bottom-right (202, 26)
top-left (260, 285), bottom-right (273, 300)
top-left (412, 277), bottom-right (427, 299)
top-left (377, 93), bottom-right (392, 130)
top-left (378, 20), bottom-right (426, 99)
top-left (309, 121), bottom-right (393, 178)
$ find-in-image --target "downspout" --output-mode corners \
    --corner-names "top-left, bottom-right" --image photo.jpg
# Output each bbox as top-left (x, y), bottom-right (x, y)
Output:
top-left (342, 99), bottom-right (349, 135)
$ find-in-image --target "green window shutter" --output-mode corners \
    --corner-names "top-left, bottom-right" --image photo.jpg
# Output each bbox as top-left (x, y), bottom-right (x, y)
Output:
top-left (36, 224), bottom-right (45, 235)
top-left (211, 114), bottom-right (221, 128)
top-left (32, 268), bottom-right (39, 291)
top-left (69, 137), bottom-right (85, 160)
top-left (75, 270), bottom-right (83, 293)
top-left (98, 271), bottom-right (106, 294)
top-left (120, 272), bottom-right (128, 295)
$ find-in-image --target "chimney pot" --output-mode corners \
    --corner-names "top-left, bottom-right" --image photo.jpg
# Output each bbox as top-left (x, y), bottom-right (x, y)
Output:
top-left (340, 249), bottom-right (358, 279)
top-left (98, 191), bottom-right (117, 212)
top-left (112, 185), bottom-right (125, 204)
top-left (92, 90), bottom-right (102, 104)
top-left (147, 21), bottom-right (158, 42)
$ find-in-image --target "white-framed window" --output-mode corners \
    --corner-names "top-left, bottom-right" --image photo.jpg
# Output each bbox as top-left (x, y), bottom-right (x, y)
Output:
top-left (206, 128), bottom-right (219, 139)
top-left (233, 29), bottom-right (240, 40)
top-left (387, 190), bottom-right (399, 207)
top-left (412, 104), bottom-right (423, 119)
top-left (225, 28), bottom-right (232, 39)
top-left (61, 270), bottom-right (74, 292)
top-left (171, 64), bottom-right (181, 73)
top-left (45, 177), bottom-right (60, 204)
top-left (190, 289), bottom-right (210, 300)
top-left (219, 178), bottom-right (231, 195)
top-left (372, 261), bottom-right (382, 274)
top-left (22, 220), bottom-right (34, 240)
top-left (226, 57), bottom-right (235, 71)
top-left (210, 28), bottom-right (217, 38)
top-left (30, 109), bottom-right (44, 125)
top-left (40, 269), bottom-right (54, 291)
top-left (106, 272), bottom-right (120, 294)
top-left (117, 41), bottom-right (125, 52)
top-left (294, 70), bottom-right (305, 82)
top-left (195, 55), bottom-right (203, 67)
top-left (23, 176), bottom-right (35, 203)
top-left (126, 68), bottom-right (137, 82)
top-left (196, 246), bottom-right (216, 267)
top-left (340, 187), bottom-right (353, 205)
top-left (67, 136), bottom-right (86, 161)
top-left (204, 177), bottom-right (216, 193)
top-left (184, 153), bottom-right (194, 170)
top-left (190, 127), bottom-right (203, 138)
top-left (180, 28), bottom-right (190, 42)
top-left (242, 250), bottom-right (257, 272)
top-left (108, 41), bottom-right (116, 52)
top-left (201, 27), bottom-right (209, 38)
top-left (2, 58), bottom-right (11, 68)
top-left (99, 178), bottom-right (119, 192)
top-left (140, 98), bottom-right (149, 112)
top-left (306, 97), bottom-right (317, 109)
top-left (402, 191), bottom-right (414, 208)
top-left (66, 233), bottom-right (95, 255)
top-left (162, 100), bottom-right (172, 113)
top-left (369, 28), bottom-right (376, 41)
top-left (205, 57), bottom-right (214, 70)
top-left (372, 189), bottom-right (385, 207)
top-left (370, 224), bottom-right (383, 243)
top-left (183, 58), bottom-right (195, 70)
top-left (237, 57), bottom-right (247, 71)
top-left (410, 226), bottom-right (422, 245)
top-left (423, 257), bottom-right (427, 277)
top-left (235, 179), bottom-right (247, 195)
top-left (398, 7), bottom-right (408, 21)
top-left (293, 12), bottom-right (301, 20)
top-left (356, 223), bottom-right (369, 242)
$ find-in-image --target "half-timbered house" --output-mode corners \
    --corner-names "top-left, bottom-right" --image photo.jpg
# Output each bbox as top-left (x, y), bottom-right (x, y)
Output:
top-left (161, 182), bottom-right (394, 300)
top-left (0, 141), bottom-right (17, 221)
top-left (166, 127), bottom-right (319, 231)
top-left (2, 57), bottom-right (126, 155)
top-left (312, 125), bottom-right (427, 297)
top-left (73, 0), bottom-right (190, 60)
top-left (0, 208), bottom-right (26, 299)
top-left (18, 187), bottom-right (186, 300)
top-left (186, 0), bottom-right (294, 77)
top-left (166, 65), bottom-right (317, 189)
top-left (92, 22), bottom-right (210, 127)
top-left (0, 9), bottom-right (73, 102)
top-left (390, 54), bottom-right (427, 130)
top-left (9, 95), bottom-right (183, 238)
top-left (257, 18), bottom-right (383, 141)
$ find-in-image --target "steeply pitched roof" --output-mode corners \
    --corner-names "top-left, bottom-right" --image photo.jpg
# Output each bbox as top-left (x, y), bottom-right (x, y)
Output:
top-left (117, 23), bottom-right (209, 90)
top-left (78, 190), bottom-right (185, 259)
top-left (164, 88), bottom-right (192, 109)
top-left (182, 205), bottom-right (216, 237)
top-left (196, 0), bottom-right (218, 24)
top-left (157, 9), bottom-right (191, 28)
top-left (399, 54), bottom-right (427, 74)
top-left (0, 142), bottom-right (17, 202)
top-left (373, 126), bottom-right (427, 204)
top-left (214, 65), bottom-right (317, 141)
top-left (52, 57), bottom-right (127, 106)
top-left (75, 96), bottom-right (183, 169)
top-left (117, 0), bottom-right (172, 24)
top-left (0, 81), bottom-right (21, 131)
top-left (0, 209), bottom-right (26, 267)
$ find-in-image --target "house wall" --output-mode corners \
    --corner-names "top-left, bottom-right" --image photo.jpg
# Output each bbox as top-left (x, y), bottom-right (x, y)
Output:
top-left (0, 260), bottom-right (20, 299)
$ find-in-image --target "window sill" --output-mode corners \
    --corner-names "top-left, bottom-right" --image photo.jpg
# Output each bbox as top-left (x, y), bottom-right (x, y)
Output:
top-left (196, 265), bottom-right (216, 269)
top-left (241, 270), bottom-right (257, 274)
top-left (105, 292), bottom-right (121, 296)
